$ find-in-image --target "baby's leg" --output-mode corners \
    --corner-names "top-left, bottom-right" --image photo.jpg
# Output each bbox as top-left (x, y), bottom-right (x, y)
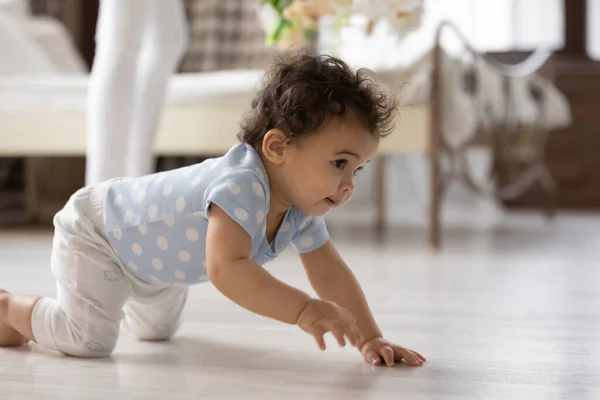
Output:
top-left (122, 285), bottom-right (188, 341)
top-left (35, 228), bottom-right (130, 357)
top-left (0, 227), bottom-right (130, 358)
top-left (0, 288), bottom-right (34, 346)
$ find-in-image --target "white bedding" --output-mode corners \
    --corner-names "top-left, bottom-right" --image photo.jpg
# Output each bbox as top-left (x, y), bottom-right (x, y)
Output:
top-left (0, 70), bottom-right (264, 112)
top-left (0, 50), bottom-right (572, 156)
top-left (376, 50), bottom-right (573, 149)
top-left (0, 68), bottom-right (430, 156)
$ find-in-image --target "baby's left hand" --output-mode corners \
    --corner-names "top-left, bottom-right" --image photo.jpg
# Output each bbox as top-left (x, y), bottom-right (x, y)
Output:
top-left (360, 337), bottom-right (426, 367)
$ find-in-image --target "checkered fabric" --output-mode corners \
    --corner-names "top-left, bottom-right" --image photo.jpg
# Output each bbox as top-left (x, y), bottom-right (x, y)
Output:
top-left (180, 0), bottom-right (277, 72)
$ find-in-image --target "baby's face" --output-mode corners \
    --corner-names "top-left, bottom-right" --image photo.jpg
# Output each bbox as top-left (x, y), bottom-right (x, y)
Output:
top-left (281, 116), bottom-right (379, 216)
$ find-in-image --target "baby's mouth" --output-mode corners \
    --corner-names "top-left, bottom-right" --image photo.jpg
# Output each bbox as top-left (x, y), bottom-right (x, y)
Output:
top-left (325, 197), bottom-right (339, 207)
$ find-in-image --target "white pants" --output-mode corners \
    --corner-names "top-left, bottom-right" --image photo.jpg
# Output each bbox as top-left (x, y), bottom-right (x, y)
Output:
top-left (31, 182), bottom-right (188, 358)
top-left (85, 0), bottom-right (189, 185)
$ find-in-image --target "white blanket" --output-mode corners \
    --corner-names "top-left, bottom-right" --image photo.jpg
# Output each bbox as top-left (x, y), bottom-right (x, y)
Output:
top-left (375, 50), bottom-right (572, 149)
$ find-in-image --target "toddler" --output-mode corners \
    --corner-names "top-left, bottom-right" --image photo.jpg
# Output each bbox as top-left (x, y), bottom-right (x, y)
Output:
top-left (0, 54), bottom-right (425, 367)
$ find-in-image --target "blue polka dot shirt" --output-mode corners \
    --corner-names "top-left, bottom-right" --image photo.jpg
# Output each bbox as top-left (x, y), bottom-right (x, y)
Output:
top-left (102, 144), bottom-right (329, 286)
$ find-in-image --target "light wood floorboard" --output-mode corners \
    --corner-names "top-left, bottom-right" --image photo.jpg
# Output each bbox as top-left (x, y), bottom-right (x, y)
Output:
top-left (1, 213), bottom-right (600, 399)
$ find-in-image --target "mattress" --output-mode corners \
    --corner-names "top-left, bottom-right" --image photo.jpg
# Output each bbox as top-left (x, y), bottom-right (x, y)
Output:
top-left (0, 70), bottom-right (264, 111)
top-left (0, 70), bottom-right (429, 156)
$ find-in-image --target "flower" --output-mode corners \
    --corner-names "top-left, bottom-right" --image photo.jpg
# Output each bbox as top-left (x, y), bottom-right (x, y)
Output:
top-left (260, 0), bottom-right (423, 47)
top-left (351, 0), bottom-right (423, 37)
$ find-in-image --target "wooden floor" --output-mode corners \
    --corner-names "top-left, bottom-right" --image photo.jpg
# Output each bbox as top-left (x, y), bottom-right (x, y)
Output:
top-left (1, 213), bottom-right (600, 399)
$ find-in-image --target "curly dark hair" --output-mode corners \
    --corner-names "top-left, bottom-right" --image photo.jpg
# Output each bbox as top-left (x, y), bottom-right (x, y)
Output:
top-left (239, 52), bottom-right (398, 147)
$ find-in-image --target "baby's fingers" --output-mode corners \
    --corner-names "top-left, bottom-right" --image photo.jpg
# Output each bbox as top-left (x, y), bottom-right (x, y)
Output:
top-left (413, 350), bottom-right (427, 363)
top-left (364, 349), bottom-right (382, 366)
top-left (393, 346), bottom-right (423, 366)
top-left (328, 323), bottom-right (347, 347)
top-left (380, 346), bottom-right (395, 367)
top-left (312, 327), bottom-right (326, 351)
top-left (313, 334), bottom-right (326, 351)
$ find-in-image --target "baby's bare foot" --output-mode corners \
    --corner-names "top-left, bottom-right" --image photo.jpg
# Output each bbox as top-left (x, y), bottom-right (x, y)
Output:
top-left (0, 289), bottom-right (29, 347)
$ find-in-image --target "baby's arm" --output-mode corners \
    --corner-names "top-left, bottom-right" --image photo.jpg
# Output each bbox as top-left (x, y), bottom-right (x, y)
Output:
top-left (300, 241), bottom-right (382, 343)
top-left (206, 205), bottom-right (311, 323)
top-left (300, 241), bottom-right (425, 367)
top-left (206, 205), bottom-right (363, 352)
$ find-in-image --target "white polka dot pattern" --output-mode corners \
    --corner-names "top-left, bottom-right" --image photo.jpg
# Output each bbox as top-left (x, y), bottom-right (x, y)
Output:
top-left (132, 243), bottom-right (143, 256)
top-left (228, 183), bottom-right (241, 194)
top-left (234, 208), bottom-right (249, 221)
top-left (290, 212), bottom-right (329, 254)
top-left (191, 175), bottom-right (202, 187)
top-left (186, 228), bottom-right (199, 242)
top-left (152, 258), bottom-right (163, 271)
top-left (162, 184), bottom-right (173, 196)
top-left (124, 211), bottom-right (133, 224)
top-left (157, 236), bottom-right (168, 250)
top-left (101, 143), bottom-right (329, 285)
top-left (299, 236), bottom-right (314, 248)
top-left (156, 174), bottom-right (167, 183)
top-left (252, 182), bottom-right (264, 197)
top-left (192, 211), bottom-right (206, 219)
top-left (256, 210), bottom-right (265, 223)
top-left (255, 167), bottom-right (265, 179)
top-left (175, 197), bottom-right (185, 212)
top-left (112, 228), bottom-right (122, 240)
top-left (179, 251), bottom-right (191, 262)
top-left (174, 270), bottom-right (186, 280)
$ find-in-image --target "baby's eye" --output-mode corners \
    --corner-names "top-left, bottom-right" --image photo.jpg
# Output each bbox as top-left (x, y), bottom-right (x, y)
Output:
top-left (353, 166), bottom-right (365, 176)
top-left (332, 159), bottom-right (347, 170)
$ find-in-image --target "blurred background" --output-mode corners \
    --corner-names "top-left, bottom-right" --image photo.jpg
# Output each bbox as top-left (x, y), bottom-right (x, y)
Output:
top-left (0, 0), bottom-right (598, 243)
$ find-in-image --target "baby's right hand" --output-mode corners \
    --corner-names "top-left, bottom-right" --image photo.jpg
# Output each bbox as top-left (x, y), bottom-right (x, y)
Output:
top-left (296, 299), bottom-right (363, 350)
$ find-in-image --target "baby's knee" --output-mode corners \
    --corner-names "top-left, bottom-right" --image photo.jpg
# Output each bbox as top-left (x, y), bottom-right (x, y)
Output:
top-left (55, 326), bottom-right (118, 358)
top-left (33, 298), bottom-right (118, 358)
top-left (125, 320), bottom-right (180, 342)
top-left (64, 336), bottom-right (117, 358)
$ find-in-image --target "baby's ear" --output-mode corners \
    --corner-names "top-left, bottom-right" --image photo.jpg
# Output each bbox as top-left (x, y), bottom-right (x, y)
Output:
top-left (261, 129), bottom-right (287, 165)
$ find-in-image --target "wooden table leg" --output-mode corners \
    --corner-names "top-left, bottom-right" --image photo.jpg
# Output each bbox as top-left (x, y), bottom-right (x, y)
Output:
top-left (429, 146), bottom-right (442, 250)
top-left (373, 155), bottom-right (387, 238)
top-left (430, 30), bottom-right (443, 251)
top-left (24, 157), bottom-right (40, 224)
top-left (540, 166), bottom-right (558, 220)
